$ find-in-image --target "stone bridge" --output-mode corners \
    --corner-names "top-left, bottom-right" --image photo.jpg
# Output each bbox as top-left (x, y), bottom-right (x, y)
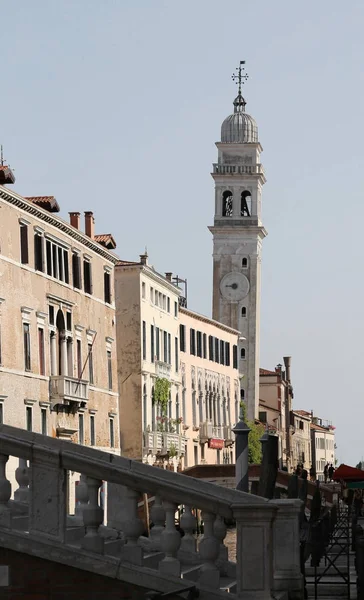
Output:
top-left (0, 424), bottom-right (304, 599)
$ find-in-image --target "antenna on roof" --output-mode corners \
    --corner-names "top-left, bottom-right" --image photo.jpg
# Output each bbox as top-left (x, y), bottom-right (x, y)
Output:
top-left (0, 145), bottom-right (3, 166)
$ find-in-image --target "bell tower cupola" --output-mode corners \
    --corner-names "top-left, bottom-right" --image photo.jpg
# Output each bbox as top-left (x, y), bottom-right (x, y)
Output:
top-left (208, 61), bottom-right (267, 421)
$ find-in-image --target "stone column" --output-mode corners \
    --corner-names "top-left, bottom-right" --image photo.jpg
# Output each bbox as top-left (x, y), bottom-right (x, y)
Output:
top-left (59, 331), bottom-right (67, 376)
top-left (50, 332), bottom-right (57, 375)
top-left (232, 503), bottom-right (276, 600)
top-left (270, 499), bottom-right (303, 599)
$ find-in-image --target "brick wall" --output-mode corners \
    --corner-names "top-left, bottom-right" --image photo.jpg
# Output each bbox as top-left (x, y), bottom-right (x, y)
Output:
top-left (0, 547), bottom-right (145, 600)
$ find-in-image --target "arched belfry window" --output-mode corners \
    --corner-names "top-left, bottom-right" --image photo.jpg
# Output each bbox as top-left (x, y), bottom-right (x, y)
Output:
top-left (242, 257), bottom-right (248, 268)
top-left (222, 191), bottom-right (233, 217)
top-left (241, 306), bottom-right (247, 317)
top-left (240, 348), bottom-right (246, 360)
top-left (241, 191), bottom-right (251, 217)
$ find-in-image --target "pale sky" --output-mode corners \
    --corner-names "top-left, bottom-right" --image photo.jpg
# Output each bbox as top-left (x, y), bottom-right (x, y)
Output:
top-left (2, 0), bottom-right (363, 465)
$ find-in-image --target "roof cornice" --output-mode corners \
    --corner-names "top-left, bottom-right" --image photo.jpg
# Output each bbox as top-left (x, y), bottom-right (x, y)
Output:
top-left (180, 306), bottom-right (240, 336)
top-left (0, 186), bottom-right (119, 264)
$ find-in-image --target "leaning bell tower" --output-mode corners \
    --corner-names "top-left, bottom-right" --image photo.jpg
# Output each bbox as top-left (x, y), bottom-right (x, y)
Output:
top-left (208, 62), bottom-right (267, 421)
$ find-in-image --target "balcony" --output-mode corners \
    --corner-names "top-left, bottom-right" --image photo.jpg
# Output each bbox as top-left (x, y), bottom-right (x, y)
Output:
top-left (143, 431), bottom-right (187, 456)
top-left (223, 425), bottom-right (234, 446)
top-left (155, 361), bottom-right (171, 380)
top-left (50, 375), bottom-right (89, 409)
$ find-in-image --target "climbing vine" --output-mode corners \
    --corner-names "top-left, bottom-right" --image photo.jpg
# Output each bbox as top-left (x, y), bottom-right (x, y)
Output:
top-left (153, 377), bottom-right (171, 414)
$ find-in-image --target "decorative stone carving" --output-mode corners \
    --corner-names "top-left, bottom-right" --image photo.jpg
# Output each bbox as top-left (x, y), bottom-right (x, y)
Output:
top-left (81, 477), bottom-right (104, 554)
top-left (120, 487), bottom-right (144, 565)
top-left (198, 511), bottom-right (220, 589)
top-left (159, 500), bottom-right (181, 577)
top-left (150, 495), bottom-right (165, 550)
top-left (180, 506), bottom-right (197, 553)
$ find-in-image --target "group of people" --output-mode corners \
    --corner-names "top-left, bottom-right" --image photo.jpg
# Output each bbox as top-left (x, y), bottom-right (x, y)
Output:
top-left (323, 463), bottom-right (335, 483)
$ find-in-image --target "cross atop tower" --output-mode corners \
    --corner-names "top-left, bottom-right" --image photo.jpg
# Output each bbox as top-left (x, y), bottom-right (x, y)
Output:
top-left (231, 61), bottom-right (249, 96)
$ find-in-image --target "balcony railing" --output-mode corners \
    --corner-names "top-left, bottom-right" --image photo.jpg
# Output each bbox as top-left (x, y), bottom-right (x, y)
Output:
top-left (50, 375), bottom-right (89, 408)
top-left (212, 163), bottom-right (264, 175)
top-left (144, 431), bottom-right (187, 455)
top-left (155, 361), bottom-right (171, 380)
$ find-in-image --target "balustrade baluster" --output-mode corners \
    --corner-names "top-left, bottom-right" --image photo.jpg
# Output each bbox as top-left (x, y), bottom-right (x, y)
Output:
top-left (214, 514), bottom-right (229, 574)
top-left (119, 488), bottom-right (144, 565)
top-left (14, 458), bottom-right (29, 505)
top-left (180, 506), bottom-right (196, 553)
top-left (81, 477), bottom-right (104, 553)
top-left (75, 474), bottom-right (89, 522)
top-left (0, 454), bottom-right (11, 527)
top-left (150, 495), bottom-right (165, 550)
top-left (198, 511), bottom-right (220, 589)
top-left (159, 500), bottom-right (181, 577)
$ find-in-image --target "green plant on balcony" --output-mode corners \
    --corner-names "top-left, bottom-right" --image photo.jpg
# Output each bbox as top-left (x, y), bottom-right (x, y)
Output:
top-left (153, 377), bottom-right (171, 414)
top-left (168, 443), bottom-right (178, 458)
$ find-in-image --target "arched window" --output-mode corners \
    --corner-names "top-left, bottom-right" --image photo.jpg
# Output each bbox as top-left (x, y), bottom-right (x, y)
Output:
top-left (240, 348), bottom-right (246, 360)
top-left (222, 190), bottom-right (233, 217)
top-left (241, 191), bottom-right (251, 217)
top-left (176, 392), bottom-right (180, 433)
top-left (241, 306), bottom-right (247, 317)
top-left (242, 257), bottom-right (248, 268)
top-left (240, 388), bottom-right (245, 400)
top-left (143, 383), bottom-right (147, 431)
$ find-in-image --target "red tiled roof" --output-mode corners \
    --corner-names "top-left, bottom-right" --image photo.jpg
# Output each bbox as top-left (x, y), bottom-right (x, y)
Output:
top-left (94, 233), bottom-right (116, 250)
top-left (311, 422), bottom-right (335, 432)
top-left (294, 409), bottom-right (311, 416)
top-left (259, 368), bottom-right (277, 376)
top-left (25, 196), bottom-right (60, 213)
top-left (116, 259), bottom-right (142, 267)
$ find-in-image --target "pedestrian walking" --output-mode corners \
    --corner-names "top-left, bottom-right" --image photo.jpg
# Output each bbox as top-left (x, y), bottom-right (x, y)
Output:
top-left (328, 464), bottom-right (334, 482)
top-left (309, 464), bottom-right (316, 482)
top-left (324, 463), bottom-right (329, 483)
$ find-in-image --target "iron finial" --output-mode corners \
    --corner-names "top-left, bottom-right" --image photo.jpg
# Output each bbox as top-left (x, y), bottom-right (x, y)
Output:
top-left (231, 60), bottom-right (249, 96)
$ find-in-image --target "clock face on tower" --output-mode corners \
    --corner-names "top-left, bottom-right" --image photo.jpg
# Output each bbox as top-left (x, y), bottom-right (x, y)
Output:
top-left (220, 272), bottom-right (250, 301)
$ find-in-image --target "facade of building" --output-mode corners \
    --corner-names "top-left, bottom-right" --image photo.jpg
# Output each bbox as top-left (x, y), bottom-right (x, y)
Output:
top-left (291, 410), bottom-right (312, 472)
top-left (209, 69), bottom-right (267, 422)
top-left (259, 357), bottom-right (294, 471)
top-left (311, 418), bottom-right (336, 481)
top-left (115, 256), bottom-right (182, 466)
top-left (179, 307), bottom-right (240, 468)
top-left (0, 176), bottom-right (120, 490)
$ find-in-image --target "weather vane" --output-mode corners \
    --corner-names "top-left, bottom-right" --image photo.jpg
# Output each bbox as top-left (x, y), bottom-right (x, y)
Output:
top-left (231, 61), bottom-right (249, 95)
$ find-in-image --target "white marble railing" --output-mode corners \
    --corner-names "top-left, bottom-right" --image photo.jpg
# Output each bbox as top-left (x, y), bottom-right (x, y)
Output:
top-left (143, 431), bottom-right (187, 454)
top-left (0, 424), bottom-right (303, 599)
top-left (212, 163), bottom-right (264, 175)
top-left (50, 375), bottom-right (89, 405)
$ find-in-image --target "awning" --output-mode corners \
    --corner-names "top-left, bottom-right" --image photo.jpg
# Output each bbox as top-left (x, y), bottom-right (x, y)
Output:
top-left (346, 481), bottom-right (364, 490)
top-left (334, 463), bottom-right (364, 482)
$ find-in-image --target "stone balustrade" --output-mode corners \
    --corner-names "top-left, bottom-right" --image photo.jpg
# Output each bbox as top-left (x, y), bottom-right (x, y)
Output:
top-left (0, 424), bottom-right (303, 599)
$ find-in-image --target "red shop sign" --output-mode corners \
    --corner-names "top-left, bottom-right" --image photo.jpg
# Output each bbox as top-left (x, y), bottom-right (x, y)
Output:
top-left (208, 438), bottom-right (224, 450)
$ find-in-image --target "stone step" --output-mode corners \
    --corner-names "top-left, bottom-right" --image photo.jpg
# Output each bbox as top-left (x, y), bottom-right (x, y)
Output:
top-left (181, 564), bottom-right (200, 582)
top-left (219, 576), bottom-right (237, 593)
top-left (104, 539), bottom-right (125, 556)
top-left (143, 552), bottom-right (165, 569)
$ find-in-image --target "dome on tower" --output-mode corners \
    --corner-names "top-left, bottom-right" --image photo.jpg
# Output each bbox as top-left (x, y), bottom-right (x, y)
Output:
top-left (221, 93), bottom-right (258, 144)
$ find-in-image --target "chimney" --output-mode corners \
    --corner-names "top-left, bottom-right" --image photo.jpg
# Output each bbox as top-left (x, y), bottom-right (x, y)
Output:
top-left (165, 272), bottom-right (173, 282)
top-left (69, 212), bottom-right (80, 230)
top-left (140, 253), bottom-right (148, 266)
top-left (84, 212), bottom-right (95, 240)
top-left (283, 356), bottom-right (291, 383)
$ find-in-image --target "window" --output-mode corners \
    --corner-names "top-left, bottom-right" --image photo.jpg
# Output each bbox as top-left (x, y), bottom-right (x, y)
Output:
top-left (107, 350), bottom-right (113, 390)
top-left (41, 408), bottom-right (47, 435)
top-left (174, 301), bottom-right (178, 318)
top-left (66, 312), bottom-right (72, 331)
top-left (208, 335), bottom-right (214, 361)
top-left (233, 345), bottom-right (238, 369)
top-left (20, 223), bottom-right (29, 264)
top-left (34, 234), bottom-right (44, 272)
top-left (220, 340), bottom-right (225, 365)
top-left (203, 334), bottom-right (207, 359)
top-left (150, 287), bottom-right (154, 302)
top-left (259, 411), bottom-right (267, 424)
top-left (225, 342), bottom-right (230, 366)
top-left (0, 323), bottom-right (2, 366)
top-left (222, 190), bottom-right (233, 217)
top-left (240, 389), bottom-right (245, 400)
top-left (90, 415), bottom-right (95, 446)
top-left (241, 306), bottom-right (247, 317)
top-left (77, 339), bottom-right (82, 379)
top-left (104, 271), bottom-right (111, 304)
top-left (88, 343), bottom-right (94, 384)
top-left (0, 402), bottom-right (3, 425)
top-left (79, 414), bottom-right (84, 444)
top-left (241, 191), bottom-right (251, 217)
top-left (142, 282), bottom-right (146, 299)
top-left (49, 305), bottom-right (55, 325)
top-left (168, 333), bottom-right (171, 364)
top-left (72, 253), bottom-right (81, 289)
top-left (242, 258), bottom-right (248, 268)
top-left (179, 325), bottom-right (186, 352)
top-left (83, 260), bottom-right (92, 294)
top-left (26, 406), bottom-right (32, 432)
top-left (214, 338), bottom-right (219, 363)
top-left (109, 418), bottom-right (115, 448)
top-left (163, 331), bottom-right (168, 362)
top-left (190, 329), bottom-right (196, 355)
top-left (196, 331), bottom-right (202, 357)
top-left (45, 239), bottom-right (69, 283)
top-left (23, 323), bottom-right (31, 371)
top-left (38, 328), bottom-right (45, 375)
top-left (175, 337), bottom-right (178, 373)
top-left (299, 421), bottom-right (304, 430)
top-left (155, 328), bottom-right (160, 360)
top-left (167, 297), bottom-right (170, 313)
top-left (142, 321), bottom-right (146, 360)
top-left (150, 325), bottom-right (155, 361)
top-left (240, 348), bottom-right (246, 360)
